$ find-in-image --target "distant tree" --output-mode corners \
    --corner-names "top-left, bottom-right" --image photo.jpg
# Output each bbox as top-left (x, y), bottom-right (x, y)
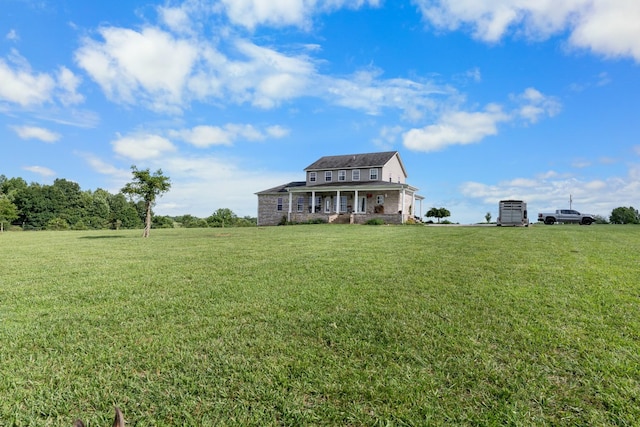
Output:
top-left (13, 183), bottom-right (54, 229)
top-left (0, 196), bottom-right (18, 232)
top-left (0, 176), bottom-right (28, 199)
top-left (121, 166), bottom-right (171, 237)
top-left (176, 214), bottom-right (206, 228)
top-left (593, 215), bottom-right (609, 224)
top-left (485, 212), bottom-right (492, 223)
top-left (236, 216), bottom-right (258, 227)
top-left (426, 207), bottom-right (451, 223)
top-left (207, 208), bottom-right (237, 228)
top-left (152, 215), bottom-right (175, 229)
top-left (107, 193), bottom-right (143, 229)
top-left (610, 206), bottom-right (640, 224)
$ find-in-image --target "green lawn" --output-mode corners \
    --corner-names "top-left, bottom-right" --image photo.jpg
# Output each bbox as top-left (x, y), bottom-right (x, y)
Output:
top-left (1, 225), bottom-right (639, 426)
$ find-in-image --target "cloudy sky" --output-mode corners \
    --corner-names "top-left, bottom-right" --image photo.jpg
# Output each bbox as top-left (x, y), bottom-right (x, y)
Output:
top-left (2, 0), bottom-right (639, 223)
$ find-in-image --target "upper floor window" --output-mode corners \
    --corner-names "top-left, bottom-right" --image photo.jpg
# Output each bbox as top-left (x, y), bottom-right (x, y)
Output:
top-left (325, 171), bottom-right (332, 182)
top-left (309, 172), bottom-right (316, 182)
top-left (370, 168), bottom-right (379, 180)
top-left (352, 169), bottom-right (360, 181)
top-left (338, 170), bottom-right (346, 181)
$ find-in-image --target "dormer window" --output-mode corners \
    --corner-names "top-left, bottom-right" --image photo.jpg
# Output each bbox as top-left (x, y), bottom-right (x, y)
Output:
top-left (309, 172), bottom-right (316, 182)
top-left (369, 168), bottom-right (378, 180)
top-left (325, 171), bottom-right (332, 182)
top-left (338, 170), bottom-right (346, 181)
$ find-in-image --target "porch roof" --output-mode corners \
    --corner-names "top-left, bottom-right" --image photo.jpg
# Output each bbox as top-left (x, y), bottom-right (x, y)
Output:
top-left (285, 180), bottom-right (421, 194)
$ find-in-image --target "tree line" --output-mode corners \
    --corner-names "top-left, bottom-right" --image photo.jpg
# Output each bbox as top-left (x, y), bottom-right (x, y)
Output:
top-left (0, 174), bottom-right (255, 232)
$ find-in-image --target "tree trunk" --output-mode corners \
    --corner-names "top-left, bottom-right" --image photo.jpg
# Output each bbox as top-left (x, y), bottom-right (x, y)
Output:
top-left (143, 202), bottom-right (152, 237)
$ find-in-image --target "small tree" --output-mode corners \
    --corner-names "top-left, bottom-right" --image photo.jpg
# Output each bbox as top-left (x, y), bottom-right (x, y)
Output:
top-left (207, 208), bottom-right (237, 228)
top-left (485, 212), bottom-right (492, 223)
top-left (610, 206), bottom-right (639, 224)
top-left (0, 196), bottom-right (18, 232)
top-left (426, 207), bottom-right (451, 223)
top-left (121, 166), bottom-right (171, 237)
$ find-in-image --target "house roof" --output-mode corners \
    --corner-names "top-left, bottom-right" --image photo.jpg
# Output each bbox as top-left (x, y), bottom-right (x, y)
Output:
top-left (304, 151), bottom-right (401, 172)
top-left (254, 181), bottom-right (306, 195)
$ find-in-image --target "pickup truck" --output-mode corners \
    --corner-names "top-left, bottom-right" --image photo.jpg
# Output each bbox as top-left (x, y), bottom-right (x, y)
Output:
top-left (537, 209), bottom-right (595, 225)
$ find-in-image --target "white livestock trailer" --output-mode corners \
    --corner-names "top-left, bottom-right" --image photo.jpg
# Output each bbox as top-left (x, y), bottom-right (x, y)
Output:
top-left (497, 200), bottom-right (529, 226)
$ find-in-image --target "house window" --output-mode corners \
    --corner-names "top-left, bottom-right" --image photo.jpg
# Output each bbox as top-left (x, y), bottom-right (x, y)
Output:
top-left (376, 195), bottom-right (384, 205)
top-left (277, 197), bottom-right (283, 211)
top-left (340, 196), bottom-right (348, 213)
top-left (309, 172), bottom-right (316, 182)
top-left (309, 196), bottom-right (321, 212)
top-left (338, 170), bottom-right (346, 181)
top-left (370, 168), bottom-right (378, 180)
top-left (352, 169), bottom-right (360, 181)
top-left (325, 171), bottom-right (332, 182)
top-left (297, 197), bottom-right (304, 212)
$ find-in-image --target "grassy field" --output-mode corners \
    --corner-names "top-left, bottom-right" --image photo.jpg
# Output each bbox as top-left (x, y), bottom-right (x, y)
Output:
top-left (0, 224), bottom-right (639, 426)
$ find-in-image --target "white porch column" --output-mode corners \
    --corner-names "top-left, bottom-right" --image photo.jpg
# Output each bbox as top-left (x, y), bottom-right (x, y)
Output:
top-left (335, 190), bottom-right (340, 213)
top-left (401, 188), bottom-right (406, 223)
top-left (412, 193), bottom-right (416, 217)
top-left (311, 190), bottom-right (316, 213)
top-left (288, 191), bottom-right (293, 221)
top-left (354, 190), bottom-right (359, 213)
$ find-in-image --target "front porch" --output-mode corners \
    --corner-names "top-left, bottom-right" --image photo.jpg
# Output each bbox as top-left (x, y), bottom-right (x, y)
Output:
top-left (285, 185), bottom-right (423, 225)
top-left (289, 211), bottom-right (409, 225)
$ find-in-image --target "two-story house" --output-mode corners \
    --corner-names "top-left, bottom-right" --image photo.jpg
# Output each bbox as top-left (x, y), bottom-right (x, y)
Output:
top-left (256, 151), bottom-right (423, 226)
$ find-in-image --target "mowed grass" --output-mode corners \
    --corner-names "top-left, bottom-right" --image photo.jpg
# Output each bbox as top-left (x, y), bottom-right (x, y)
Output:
top-left (1, 225), bottom-right (639, 426)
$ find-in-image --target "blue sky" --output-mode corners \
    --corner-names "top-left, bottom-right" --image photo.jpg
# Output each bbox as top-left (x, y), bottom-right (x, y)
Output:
top-left (2, 0), bottom-right (639, 223)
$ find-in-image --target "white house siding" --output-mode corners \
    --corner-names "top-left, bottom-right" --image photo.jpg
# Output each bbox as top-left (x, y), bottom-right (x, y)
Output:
top-left (381, 154), bottom-right (406, 184)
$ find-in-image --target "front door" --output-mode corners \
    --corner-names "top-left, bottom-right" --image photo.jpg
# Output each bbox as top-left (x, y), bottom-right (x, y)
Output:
top-left (359, 196), bottom-right (367, 214)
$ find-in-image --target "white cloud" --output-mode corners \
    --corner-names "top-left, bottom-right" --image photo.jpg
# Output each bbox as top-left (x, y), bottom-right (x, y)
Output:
top-left (402, 87), bottom-right (560, 152)
top-left (219, 0), bottom-right (381, 30)
top-left (265, 125), bottom-right (290, 138)
top-left (403, 104), bottom-right (509, 152)
top-left (56, 66), bottom-right (84, 106)
top-left (323, 69), bottom-right (447, 120)
top-left (171, 123), bottom-right (289, 148)
top-left (23, 165), bottom-right (56, 178)
top-left (0, 50), bottom-right (85, 110)
top-left (413, 0), bottom-right (640, 62)
top-left (6, 29), bottom-right (19, 41)
top-left (11, 125), bottom-right (61, 143)
top-left (112, 133), bottom-right (177, 160)
top-left (75, 27), bottom-right (199, 112)
top-left (514, 87), bottom-right (561, 124)
top-left (373, 125), bottom-right (404, 149)
top-left (0, 51), bottom-right (55, 107)
top-left (77, 152), bottom-right (130, 179)
top-left (159, 6), bottom-right (193, 34)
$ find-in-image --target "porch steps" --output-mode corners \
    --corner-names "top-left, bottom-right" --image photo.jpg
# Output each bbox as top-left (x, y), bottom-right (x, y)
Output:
top-left (330, 214), bottom-right (352, 224)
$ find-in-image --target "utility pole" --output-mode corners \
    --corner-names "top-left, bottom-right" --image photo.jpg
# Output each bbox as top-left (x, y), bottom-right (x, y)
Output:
top-left (569, 194), bottom-right (573, 210)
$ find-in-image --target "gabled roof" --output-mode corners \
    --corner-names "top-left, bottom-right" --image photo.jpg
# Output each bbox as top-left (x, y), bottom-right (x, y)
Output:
top-left (304, 151), bottom-right (400, 171)
top-left (254, 181), bottom-right (306, 195)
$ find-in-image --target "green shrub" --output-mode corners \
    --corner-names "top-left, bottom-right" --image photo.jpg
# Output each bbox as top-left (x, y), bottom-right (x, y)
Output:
top-left (365, 218), bottom-right (385, 225)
